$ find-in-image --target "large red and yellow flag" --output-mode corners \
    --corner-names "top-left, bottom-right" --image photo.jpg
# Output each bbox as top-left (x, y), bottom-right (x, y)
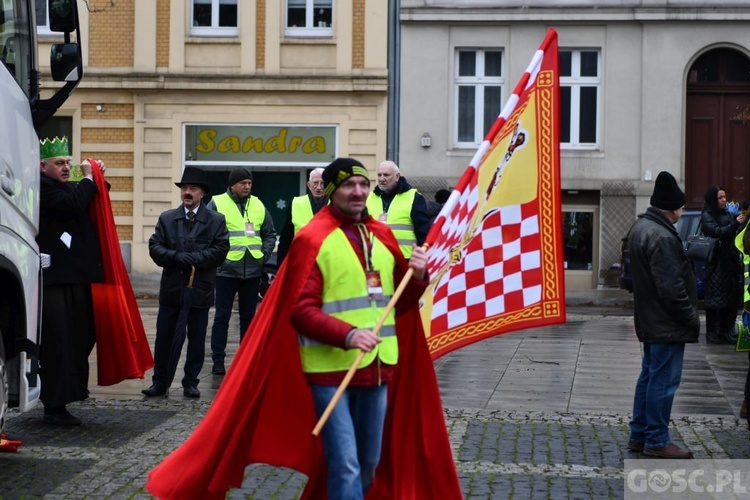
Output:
top-left (422, 28), bottom-right (565, 358)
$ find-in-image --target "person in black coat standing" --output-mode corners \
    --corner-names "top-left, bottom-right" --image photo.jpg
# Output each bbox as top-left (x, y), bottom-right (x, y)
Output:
top-left (143, 167), bottom-right (229, 398)
top-left (626, 171), bottom-right (699, 459)
top-left (701, 185), bottom-right (746, 344)
top-left (37, 137), bottom-right (106, 426)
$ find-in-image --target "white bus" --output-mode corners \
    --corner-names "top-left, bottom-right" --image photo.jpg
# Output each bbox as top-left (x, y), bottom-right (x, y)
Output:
top-left (0, 0), bottom-right (82, 433)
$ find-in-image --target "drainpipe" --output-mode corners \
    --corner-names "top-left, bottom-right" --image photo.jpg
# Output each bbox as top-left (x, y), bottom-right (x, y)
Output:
top-left (386, 0), bottom-right (400, 164)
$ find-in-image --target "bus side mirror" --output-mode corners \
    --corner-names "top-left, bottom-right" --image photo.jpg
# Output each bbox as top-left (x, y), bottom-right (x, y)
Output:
top-left (50, 43), bottom-right (82, 82)
top-left (49, 0), bottom-right (77, 33)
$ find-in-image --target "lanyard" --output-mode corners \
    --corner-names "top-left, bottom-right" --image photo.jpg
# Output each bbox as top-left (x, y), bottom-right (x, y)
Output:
top-left (342, 224), bottom-right (374, 271)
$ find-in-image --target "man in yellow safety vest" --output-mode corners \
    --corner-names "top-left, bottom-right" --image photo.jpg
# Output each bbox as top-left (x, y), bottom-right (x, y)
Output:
top-left (365, 160), bottom-right (430, 258)
top-left (277, 167), bottom-right (328, 266)
top-left (207, 168), bottom-right (276, 375)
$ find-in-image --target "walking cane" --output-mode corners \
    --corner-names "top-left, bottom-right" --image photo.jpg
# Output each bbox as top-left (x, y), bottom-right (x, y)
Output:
top-left (312, 243), bottom-right (429, 436)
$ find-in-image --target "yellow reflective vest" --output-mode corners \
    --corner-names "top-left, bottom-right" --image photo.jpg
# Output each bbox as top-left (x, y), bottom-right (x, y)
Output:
top-left (298, 227), bottom-right (398, 373)
top-left (366, 189), bottom-right (418, 258)
top-left (736, 226), bottom-right (750, 303)
top-left (291, 195), bottom-right (315, 234)
top-left (212, 193), bottom-right (265, 261)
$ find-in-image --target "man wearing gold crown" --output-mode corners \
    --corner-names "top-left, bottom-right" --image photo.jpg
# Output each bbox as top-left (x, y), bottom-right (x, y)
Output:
top-left (37, 136), bottom-right (107, 426)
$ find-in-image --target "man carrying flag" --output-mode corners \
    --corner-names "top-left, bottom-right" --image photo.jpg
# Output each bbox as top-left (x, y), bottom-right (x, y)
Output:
top-left (146, 158), bottom-right (461, 499)
top-left (290, 158), bottom-right (429, 498)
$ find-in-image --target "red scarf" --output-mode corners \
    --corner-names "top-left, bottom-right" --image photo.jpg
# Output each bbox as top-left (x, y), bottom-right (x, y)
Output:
top-left (146, 206), bottom-right (461, 499)
top-left (89, 163), bottom-right (154, 385)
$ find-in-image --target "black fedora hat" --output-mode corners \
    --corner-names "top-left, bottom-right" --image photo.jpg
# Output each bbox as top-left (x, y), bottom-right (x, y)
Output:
top-left (175, 167), bottom-right (209, 191)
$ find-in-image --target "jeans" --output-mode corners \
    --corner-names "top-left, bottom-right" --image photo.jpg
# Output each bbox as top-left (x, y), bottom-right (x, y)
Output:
top-left (211, 276), bottom-right (260, 364)
top-left (630, 342), bottom-right (685, 448)
top-left (152, 304), bottom-right (209, 389)
top-left (311, 384), bottom-right (388, 500)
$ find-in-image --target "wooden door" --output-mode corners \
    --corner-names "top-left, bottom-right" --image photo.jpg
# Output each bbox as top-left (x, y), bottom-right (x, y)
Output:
top-left (685, 49), bottom-right (750, 208)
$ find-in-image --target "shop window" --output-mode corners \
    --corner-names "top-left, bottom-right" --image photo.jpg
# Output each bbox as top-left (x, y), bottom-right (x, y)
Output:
top-left (191, 0), bottom-right (238, 37)
top-left (454, 48), bottom-right (504, 146)
top-left (562, 211), bottom-right (593, 271)
top-left (560, 49), bottom-right (600, 148)
top-left (285, 0), bottom-right (333, 37)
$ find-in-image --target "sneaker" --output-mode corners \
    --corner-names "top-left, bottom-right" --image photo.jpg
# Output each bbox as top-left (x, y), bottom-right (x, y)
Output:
top-left (211, 363), bottom-right (226, 375)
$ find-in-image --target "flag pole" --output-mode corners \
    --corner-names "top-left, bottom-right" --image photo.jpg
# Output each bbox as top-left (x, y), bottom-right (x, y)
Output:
top-left (311, 244), bottom-right (428, 436)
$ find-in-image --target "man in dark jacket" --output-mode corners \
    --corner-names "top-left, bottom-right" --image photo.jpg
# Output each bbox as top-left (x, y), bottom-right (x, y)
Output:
top-left (37, 137), bottom-right (106, 426)
top-left (366, 161), bottom-right (430, 258)
top-left (626, 170), bottom-right (699, 459)
top-left (206, 168), bottom-right (276, 375)
top-left (143, 167), bottom-right (229, 398)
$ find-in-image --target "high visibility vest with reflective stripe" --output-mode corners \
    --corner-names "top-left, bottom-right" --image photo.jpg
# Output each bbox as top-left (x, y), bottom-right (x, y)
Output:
top-left (736, 227), bottom-right (750, 303)
top-left (366, 189), bottom-right (418, 258)
top-left (298, 228), bottom-right (398, 373)
top-left (291, 196), bottom-right (315, 234)
top-left (213, 193), bottom-right (265, 260)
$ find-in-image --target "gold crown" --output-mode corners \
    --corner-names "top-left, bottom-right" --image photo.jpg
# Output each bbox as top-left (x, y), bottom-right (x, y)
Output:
top-left (40, 136), bottom-right (70, 160)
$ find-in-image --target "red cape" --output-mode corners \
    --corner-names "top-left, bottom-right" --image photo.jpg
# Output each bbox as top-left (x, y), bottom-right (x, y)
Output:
top-left (89, 164), bottom-right (154, 385)
top-left (146, 207), bottom-right (461, 499)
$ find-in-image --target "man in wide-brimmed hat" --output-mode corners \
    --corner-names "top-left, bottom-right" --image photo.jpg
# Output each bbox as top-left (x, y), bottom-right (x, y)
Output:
top-left (144, 167), bottom-right (229, 398)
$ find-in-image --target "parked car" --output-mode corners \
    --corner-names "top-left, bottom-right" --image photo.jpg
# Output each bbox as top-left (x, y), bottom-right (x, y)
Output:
top-left (620, 209), bottom-right (705, 298)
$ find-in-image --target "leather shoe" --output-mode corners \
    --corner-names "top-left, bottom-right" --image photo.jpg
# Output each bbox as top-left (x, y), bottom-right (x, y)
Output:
top-left (183, 386), bottom-right (200, 398)
top-left (211, 363), bottom-right (225, 375)
top-left (43, 410), bottom-right (81, 426)
top-left (141, 385), bottom-right (168, 397)
top-left (627, 441), bottom-right (644, 452)
top-left (643, 443), bottom-right (693, 459)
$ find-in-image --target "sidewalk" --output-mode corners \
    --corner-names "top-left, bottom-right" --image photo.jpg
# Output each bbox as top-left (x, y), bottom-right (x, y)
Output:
top-left (2, 302), bottom-right (748, 498)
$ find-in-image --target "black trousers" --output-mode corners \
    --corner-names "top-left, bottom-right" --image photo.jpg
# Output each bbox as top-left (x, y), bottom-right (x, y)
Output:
top-left (40, 284), bottom-right (94, 408)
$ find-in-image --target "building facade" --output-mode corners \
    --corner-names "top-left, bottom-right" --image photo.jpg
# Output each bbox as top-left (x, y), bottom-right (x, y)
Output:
top-left (36, 1), bottom-right (750, 289)
top-left (398, 0), bottom-right (750, 289)
top-left (37, 0), bottom-right (390, 277)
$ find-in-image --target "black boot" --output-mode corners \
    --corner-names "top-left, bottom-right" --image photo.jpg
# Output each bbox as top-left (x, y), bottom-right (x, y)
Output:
top-left (706, 308), bottom-right (722, 344)
top-left (720, 308), bottom-right (739, 344)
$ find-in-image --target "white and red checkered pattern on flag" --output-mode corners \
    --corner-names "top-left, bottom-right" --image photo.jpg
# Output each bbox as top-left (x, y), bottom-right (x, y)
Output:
top-left (421, 28), bottom-right (565, 359)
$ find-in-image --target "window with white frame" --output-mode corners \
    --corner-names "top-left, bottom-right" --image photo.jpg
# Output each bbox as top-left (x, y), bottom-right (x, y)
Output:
top-left (191, 0), bottom-right (238, 37)
top-left (454, 49), bottom-right (504, 146)
top-left (559, 49), bottom-right (600, 148)
top-left (35, 0), bottom-right (52, 34)
top-left (285, 0), bottom-right (333, 37)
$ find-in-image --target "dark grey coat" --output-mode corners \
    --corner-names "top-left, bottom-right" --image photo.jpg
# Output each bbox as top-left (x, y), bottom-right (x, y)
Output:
top-left (628, 207), bottom-right (700, 343)
top-left (149, 202), bottom-right (229, 308)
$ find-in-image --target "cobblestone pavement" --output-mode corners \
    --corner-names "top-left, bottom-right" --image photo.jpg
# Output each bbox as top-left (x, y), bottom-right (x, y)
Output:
top-left (1, 304), bottom-right (749, 499)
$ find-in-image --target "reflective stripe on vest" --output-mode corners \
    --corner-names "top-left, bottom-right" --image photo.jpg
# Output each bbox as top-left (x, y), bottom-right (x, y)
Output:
top-left (291, 196), bottom-right (315, 234)
top-left (298, 228), bottom-right (398, 373)
top-left (366, 189), bottom-right (417, 258)
top-left (213, 193), bottom-right (265, 260)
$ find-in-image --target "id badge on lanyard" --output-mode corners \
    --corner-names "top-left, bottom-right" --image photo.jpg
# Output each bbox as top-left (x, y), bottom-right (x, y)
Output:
top-left (357, 224), bottom-right (384, 300)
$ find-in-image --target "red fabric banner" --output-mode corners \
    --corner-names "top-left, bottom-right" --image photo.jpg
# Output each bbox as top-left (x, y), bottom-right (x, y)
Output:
top-left (423, 28), bottom-right (566, 358)
top-left (89, 163), bottom-right (154, 386)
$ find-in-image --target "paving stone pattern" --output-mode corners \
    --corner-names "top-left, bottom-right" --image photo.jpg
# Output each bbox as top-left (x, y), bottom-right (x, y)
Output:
top-left (1, 305), bottom-right (749, 498)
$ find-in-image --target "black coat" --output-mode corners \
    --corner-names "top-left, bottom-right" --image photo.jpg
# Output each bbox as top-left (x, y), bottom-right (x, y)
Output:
top-left (37, 175), bottom-right (104, 285)
top-left (149, 203), bottom-right (229, 308)
top-left (628, 207), bottom-right (700, 343)
top-left (701, 202), bottom-right (741, 310)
